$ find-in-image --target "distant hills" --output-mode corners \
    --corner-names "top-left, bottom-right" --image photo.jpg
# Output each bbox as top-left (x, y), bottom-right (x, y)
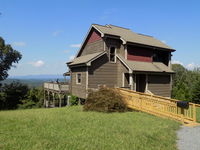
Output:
top-left (1, 74), bottom-right (69, 88)
top-left (9, 74), bottom-right (66, 80)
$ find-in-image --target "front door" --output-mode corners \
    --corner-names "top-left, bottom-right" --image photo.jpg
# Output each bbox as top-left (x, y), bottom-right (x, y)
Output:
top-left (136, 74), bottom-right (146, 92)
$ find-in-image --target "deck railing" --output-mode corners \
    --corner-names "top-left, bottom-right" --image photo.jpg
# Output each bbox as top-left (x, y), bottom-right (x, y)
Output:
top-left (118, 88), bottom-right (198, 126)
top-left (44, 82), bottom-right (69, 92)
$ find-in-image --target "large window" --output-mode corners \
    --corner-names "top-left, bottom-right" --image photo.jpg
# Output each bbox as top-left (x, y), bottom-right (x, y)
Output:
top-left (109, 46), bottom-right (116, 62)
top-left (76, 73), bottom-right (81, 84)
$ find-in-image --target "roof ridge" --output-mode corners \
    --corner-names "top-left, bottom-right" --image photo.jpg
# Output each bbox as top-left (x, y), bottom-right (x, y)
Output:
top-left (108, 24), bottom-right (130, 30)
top-left (92, 24), bottom-right (108, 28)
top-left (137, 33), bottom-right (153, 37)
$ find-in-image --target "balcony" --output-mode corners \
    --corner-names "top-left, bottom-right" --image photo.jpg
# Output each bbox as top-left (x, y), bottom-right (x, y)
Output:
top-left (44, 82), bottom-right (69, 93)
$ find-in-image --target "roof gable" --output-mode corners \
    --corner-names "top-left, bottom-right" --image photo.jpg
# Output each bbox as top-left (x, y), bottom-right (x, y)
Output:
top-left (76, 26), bottom-right (103, 57)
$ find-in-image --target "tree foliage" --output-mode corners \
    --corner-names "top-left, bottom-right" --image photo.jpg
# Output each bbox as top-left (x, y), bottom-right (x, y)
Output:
top-left (0, 81), bottom-right (29, 109)
top-left (0, 37), bottom-right (22, 81)
top-left (172, 64), bottom-right (200, 103)
top-left (0, 81), bottom-right (44, 110)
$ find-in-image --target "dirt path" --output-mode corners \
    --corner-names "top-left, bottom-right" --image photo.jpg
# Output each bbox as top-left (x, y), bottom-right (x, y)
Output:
top-left (177, 126), bottom-right (200, 150)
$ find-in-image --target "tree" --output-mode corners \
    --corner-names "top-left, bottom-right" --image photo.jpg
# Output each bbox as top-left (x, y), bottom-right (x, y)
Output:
top-left (192, 79), bottom-right (200, 104)
top-left (0, 81), bottom-right (29, 109)
top-left (0, 37), bottom-right (22, 81)
top-left (172, 64), bottom-right (200, 102)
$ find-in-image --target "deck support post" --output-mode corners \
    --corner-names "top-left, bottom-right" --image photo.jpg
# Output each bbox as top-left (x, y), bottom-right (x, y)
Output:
top-left (47, 91), bottom-right (50, 108)
top-left (78, 98), bottom-right (81, 105)
top-left (67, 95), bottom-right (71, 106)
top-left (59, 94), bottom-right (62, 107)
top-left (52, 93), bottom-right (55, 107)
top-left (44, 90), bottom-right (46, 107)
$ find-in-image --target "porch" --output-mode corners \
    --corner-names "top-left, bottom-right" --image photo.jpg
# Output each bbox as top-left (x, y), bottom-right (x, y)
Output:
top-left (122, 73), bottom-right (172, 97)
top-left (43, 82), bottom-right (70, 107)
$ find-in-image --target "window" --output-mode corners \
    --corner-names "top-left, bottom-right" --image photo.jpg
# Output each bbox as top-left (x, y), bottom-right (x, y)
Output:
top-left (76, 73), bottom-right (81, 84)
top-left (109, 46), bottom-right (116, 62)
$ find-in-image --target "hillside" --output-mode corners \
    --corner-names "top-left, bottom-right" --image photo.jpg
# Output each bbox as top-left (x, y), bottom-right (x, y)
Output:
top-left (0, 106), bottom-right (180, 150)
top-left (0, 78), bottom-right (68, 88)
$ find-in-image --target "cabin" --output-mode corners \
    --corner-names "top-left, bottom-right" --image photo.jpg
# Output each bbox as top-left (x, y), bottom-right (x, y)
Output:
top-left (66, 24), bottom-right (175, 99)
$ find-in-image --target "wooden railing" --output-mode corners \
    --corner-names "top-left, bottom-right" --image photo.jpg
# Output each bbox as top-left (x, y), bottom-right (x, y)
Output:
top-left (118, 88), bottom-right (199, 126)
top-left (44, 82), bottom-right (69, 92)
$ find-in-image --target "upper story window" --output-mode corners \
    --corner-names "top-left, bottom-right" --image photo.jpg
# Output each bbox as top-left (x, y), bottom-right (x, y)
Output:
top-left (153, 51), bottom-right (169, 66)
top-left (76, 73), bottom-right (81, 84)
top-left (109, 46), bottom-right (116, 62)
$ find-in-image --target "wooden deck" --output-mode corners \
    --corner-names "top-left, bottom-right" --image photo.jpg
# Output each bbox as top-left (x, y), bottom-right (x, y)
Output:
top-left (44, 82), bottom-right (69, 93)
top-left (43, 82), bottom-right (70, 107)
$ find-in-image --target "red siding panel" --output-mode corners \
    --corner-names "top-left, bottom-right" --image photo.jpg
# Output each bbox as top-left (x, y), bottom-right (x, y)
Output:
top-left (87, 29), bottom-right (102, 44)
top-left (127, 46), bottom-right (153, 62)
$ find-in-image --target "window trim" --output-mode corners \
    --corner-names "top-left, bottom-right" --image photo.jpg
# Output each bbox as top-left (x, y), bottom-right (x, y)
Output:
top-left (76, 73), bottom-right (82, 84)
top-left (109, 46), bottom-right (116, 63)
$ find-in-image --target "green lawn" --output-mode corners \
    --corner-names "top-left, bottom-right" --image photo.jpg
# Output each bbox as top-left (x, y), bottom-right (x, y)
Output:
top-left (0, 106), bottom-right (180, 150)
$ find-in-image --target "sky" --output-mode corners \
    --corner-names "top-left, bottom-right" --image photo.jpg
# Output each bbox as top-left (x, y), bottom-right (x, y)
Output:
top-left (0, 0), bottom-right (200, 76)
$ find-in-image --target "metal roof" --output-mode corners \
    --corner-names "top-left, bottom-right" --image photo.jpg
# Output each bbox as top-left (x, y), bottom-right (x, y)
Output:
top-left (93, 24), bottom-right (174, 50)
top-left (67, 52), bottom-right (105, 66)
top-left (117, 55), bottom-right (174, 73)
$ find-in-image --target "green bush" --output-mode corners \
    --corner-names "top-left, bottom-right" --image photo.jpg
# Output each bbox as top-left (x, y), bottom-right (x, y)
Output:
top-left (69, 94), bottom-right (78, 105)
top-left (18, 100), bottom-right (37, 109)
top-left (83, 87), bottom-right (127, 112)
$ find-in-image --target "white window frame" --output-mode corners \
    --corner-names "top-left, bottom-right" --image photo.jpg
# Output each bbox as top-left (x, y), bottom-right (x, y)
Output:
top-left (109, 46), bottom-right (116, 63)
top-left (76, 73), bottom-right (81, 84)
top-left (122, 73), bottom-right (125, 87)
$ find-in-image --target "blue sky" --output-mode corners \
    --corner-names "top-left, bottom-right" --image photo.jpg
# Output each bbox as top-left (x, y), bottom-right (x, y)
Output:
top-left (0, 0), bottom-right (200, 76)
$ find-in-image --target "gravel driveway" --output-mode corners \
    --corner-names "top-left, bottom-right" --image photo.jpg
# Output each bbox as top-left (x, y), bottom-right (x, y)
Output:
top-left (177, 125), bottom-right (200, 150)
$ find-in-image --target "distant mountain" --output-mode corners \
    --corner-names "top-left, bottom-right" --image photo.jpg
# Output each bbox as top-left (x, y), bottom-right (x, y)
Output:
top-left (9, 74), bottom-right (67, 80)
top-left (1, 74), bottom-right (70, 88)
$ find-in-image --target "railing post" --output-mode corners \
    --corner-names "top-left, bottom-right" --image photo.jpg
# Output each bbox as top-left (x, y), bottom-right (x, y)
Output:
top-left (193, 103), bottom-right (196, 123)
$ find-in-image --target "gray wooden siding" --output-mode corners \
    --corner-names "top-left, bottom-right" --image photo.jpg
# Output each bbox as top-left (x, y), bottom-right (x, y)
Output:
top-left (88, 54), bottom-right (117, 88)
top-left (88, 54), bottom-right (129, 89)
top-left (71, 67), bottom-right (87, 99)
top-left (105, 38), bottom-right (125, 58)
top-left (148, 75), bottom-right (171, 97)
top-left (117, 59), bottom-right (129, 87)
top-left (80, 39), bottom-right (104, 56)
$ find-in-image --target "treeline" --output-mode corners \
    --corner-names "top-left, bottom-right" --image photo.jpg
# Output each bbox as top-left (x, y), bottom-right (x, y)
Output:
top-left (0, 82), bottom-right (44, 110)
top-left (172, 64), bottom-right (200, 103)
top-left (0, 64), bottom-right (200, 110)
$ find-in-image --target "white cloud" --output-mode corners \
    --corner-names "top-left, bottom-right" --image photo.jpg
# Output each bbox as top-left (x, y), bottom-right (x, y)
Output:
top-left (161, 40), bottom-right (167, 44)
top-left (13, 42), bottom-right (26, 47)
top-left (52, 30), bottom-right (63, 36)
top-left (69, 55), bottom-right (75, 61)
top-left (172, 60), bottom-right (199, 70)
top-left (70, 44), bottom-right (81, 48)
top-left (29, 60), bottom-right (45, 67)
top-left (186, 63), bottom-right (200, 70)
top-left (171, 60), bottom-right (183, 65)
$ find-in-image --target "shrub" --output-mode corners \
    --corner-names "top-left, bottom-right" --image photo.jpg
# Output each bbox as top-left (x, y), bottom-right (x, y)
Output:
top-left (18, 100), bottom-right (37, 109)
top-left (69, 94), bottom-right (78, 105)
top-left (83, 87), bottom-right (127, 112)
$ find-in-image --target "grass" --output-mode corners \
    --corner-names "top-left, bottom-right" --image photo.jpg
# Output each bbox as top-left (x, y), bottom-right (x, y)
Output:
top-left (0, 106), bottom-right (180, 150)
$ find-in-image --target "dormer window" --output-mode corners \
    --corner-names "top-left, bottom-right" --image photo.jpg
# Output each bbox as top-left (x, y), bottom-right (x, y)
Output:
top-left (109, 46), bottom-right (116, 62)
